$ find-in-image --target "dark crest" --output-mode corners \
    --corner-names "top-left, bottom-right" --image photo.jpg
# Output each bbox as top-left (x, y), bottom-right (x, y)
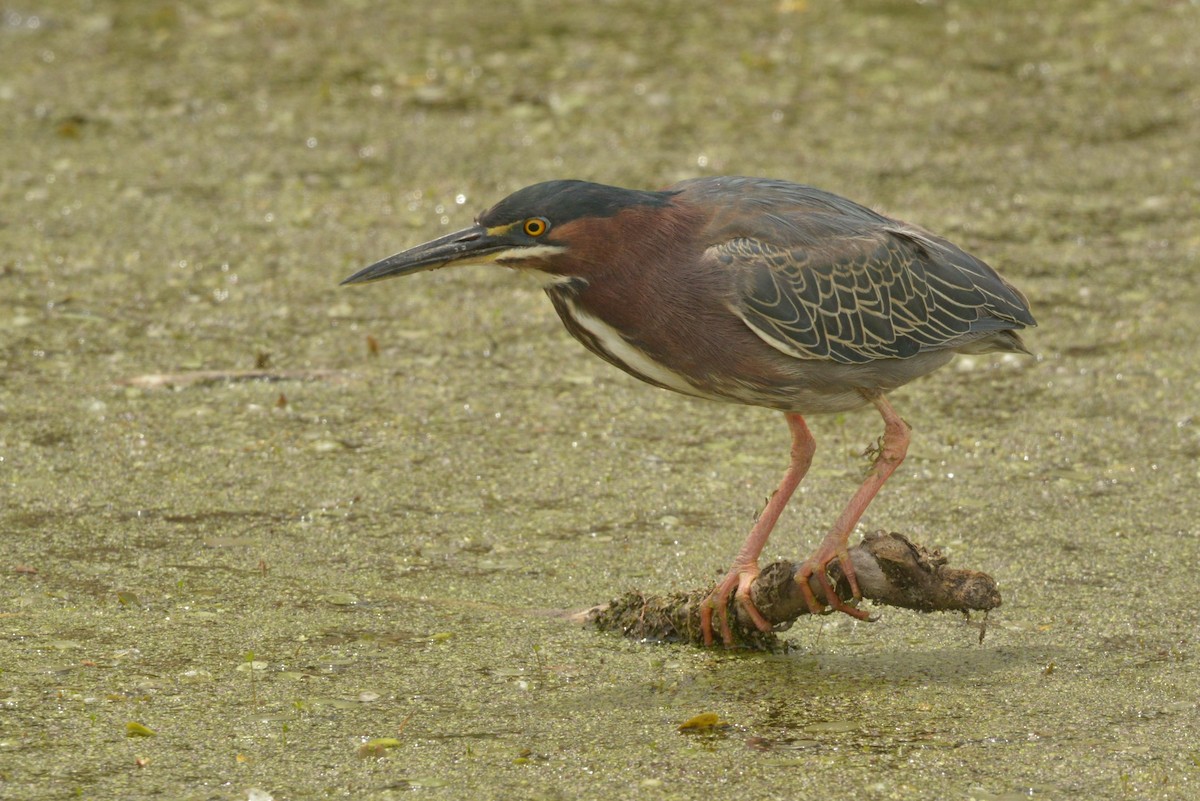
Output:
top-left (480, 180), bottom-right (673, 227)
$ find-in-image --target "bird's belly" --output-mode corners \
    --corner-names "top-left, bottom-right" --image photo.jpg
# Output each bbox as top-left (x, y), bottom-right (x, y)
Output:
top-left (756, 350), bottom-right (958, 414)
top-left (548, 289), bottom-right (957, 415)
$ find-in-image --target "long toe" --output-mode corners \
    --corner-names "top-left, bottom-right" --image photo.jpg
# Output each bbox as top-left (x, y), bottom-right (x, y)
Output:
top-left (796, 553), bottom-right (874, 621)
top-left (734, 569), bottom-right (774, 636)
top-left (703, 564), bottom-right (774, 646)
top-left (700, 575), bottom-right (736, 646)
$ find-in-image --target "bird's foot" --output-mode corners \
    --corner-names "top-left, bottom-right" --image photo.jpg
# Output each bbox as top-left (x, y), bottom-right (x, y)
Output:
top-left (700, 563), bottom-right (774, 647)
top-left (796, 543), bottom-right (874, 621)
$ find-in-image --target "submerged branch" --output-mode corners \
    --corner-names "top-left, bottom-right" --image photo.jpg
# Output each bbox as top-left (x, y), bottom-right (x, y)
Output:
top-left (120, 369), bottom-right (348, 390)
top-left (584, 531), bottom-right (1000, 650)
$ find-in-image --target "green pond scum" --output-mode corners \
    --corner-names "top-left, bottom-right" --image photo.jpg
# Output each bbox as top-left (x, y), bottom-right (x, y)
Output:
top-left (2, 1), bottom-right (1198, 799)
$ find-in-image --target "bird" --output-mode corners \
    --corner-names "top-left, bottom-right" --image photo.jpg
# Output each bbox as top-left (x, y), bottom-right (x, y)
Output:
top-left (342, 177), bottom-right (1035, 646)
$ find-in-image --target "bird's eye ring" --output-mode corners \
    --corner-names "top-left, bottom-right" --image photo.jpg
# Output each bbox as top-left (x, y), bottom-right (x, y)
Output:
top-left (523, 217), bottom-right (549, 237)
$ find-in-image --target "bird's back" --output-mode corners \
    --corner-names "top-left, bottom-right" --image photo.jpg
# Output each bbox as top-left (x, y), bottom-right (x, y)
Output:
top-left (671, 177), bottom-right (1035, 365)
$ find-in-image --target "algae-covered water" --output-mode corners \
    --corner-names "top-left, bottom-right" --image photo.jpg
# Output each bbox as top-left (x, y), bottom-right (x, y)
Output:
top-left (2, 2), bottom-right (1198, 799)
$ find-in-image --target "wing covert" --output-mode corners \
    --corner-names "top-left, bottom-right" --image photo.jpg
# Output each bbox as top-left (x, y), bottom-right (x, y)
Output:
top-left (715, 224), bottom-right (1032, 365)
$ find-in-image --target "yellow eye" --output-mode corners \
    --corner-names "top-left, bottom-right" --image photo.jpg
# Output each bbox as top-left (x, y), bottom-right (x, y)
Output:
top-left (523, 217), bottom-right (549, 237)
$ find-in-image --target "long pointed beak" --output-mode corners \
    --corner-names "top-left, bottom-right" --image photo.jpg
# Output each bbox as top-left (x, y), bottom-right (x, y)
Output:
top-left (341, 224), bottom-right (510, 285)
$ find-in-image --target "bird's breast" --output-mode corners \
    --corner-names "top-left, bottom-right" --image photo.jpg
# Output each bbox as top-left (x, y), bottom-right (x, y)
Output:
top-left (545, 288), bottom-right (722, 401)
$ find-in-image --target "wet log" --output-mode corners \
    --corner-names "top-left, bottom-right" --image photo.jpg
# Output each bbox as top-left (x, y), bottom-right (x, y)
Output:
top-left (584, 531), bottom-right (1000, 650)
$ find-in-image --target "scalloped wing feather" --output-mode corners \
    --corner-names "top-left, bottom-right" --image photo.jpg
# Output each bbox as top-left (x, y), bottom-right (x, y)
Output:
top-left (715, 222), bottom-right (1033, 365)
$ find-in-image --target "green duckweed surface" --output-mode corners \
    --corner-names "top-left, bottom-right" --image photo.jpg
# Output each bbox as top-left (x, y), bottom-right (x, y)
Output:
top-left (2, 2), bottom-right (1198, 799)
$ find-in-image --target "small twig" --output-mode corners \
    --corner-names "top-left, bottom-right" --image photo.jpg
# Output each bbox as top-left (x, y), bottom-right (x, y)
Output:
top-left (583, 531), bottom-right (1000, 650)
top-left (119, 369), bottom-right (348, 390)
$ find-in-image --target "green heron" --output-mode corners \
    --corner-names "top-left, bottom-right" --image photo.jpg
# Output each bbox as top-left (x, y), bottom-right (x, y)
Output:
top-left (343, 177), bottom-right (1035, 646)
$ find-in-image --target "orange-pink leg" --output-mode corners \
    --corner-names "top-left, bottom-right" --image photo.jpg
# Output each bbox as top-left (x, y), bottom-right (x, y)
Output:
top-left (797, 391), bottom-right (910, 619)
top-left (702, 413), bottom-right (815, 646)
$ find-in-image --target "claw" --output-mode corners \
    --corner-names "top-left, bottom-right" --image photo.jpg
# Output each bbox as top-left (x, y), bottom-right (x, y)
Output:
top-left (701, 563), bottom-right (774, 646)
top-left (796, 553), bottom-right (873, 621)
